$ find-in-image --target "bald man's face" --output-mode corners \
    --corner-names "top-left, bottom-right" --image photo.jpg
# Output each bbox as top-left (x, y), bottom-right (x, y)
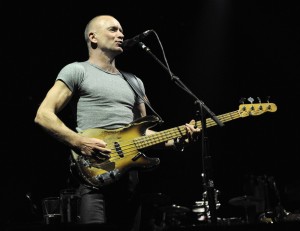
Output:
top-left (89, 16), bottom-right (124, 54)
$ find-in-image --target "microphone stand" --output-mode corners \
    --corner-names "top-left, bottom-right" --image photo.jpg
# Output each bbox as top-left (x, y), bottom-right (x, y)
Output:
top-left (139, 42), bottom-right (224, 224)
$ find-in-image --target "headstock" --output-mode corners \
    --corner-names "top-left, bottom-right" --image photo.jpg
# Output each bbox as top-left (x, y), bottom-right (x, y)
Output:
top-left (238, 97), bottom-right (277, 117)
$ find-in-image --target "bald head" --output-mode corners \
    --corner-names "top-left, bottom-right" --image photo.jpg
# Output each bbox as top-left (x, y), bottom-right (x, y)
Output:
top-left (84, 15), bottom-right (121, 43)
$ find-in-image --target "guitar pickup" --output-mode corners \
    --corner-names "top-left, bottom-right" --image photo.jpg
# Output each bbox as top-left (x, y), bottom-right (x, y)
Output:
top-left (114, 142), bottom-right (124, 157)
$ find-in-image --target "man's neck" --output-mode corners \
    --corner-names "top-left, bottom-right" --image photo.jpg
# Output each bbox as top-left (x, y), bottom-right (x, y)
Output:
top-left (88, 55), bottom-right (119, 74)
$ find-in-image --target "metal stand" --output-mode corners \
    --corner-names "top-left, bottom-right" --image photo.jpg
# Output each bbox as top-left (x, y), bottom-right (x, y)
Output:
top-left (138, 41), bottom-right (224, 223)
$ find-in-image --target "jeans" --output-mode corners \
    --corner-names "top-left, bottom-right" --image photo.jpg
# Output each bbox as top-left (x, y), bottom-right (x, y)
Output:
top-left (77, 171), bottom-right (141, 231)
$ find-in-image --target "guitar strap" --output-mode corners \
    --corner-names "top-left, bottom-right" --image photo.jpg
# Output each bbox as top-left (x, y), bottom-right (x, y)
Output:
top-left (120, 70), bottom-right (164, 123)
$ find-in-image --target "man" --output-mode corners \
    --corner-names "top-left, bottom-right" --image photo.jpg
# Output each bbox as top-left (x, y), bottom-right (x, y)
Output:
top-left (34, 15), bottom-right (200, 230)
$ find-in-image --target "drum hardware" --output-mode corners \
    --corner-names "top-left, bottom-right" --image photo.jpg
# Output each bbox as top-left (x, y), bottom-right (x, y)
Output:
top-left (159, 204), bottom-right (190, 215)
top-left (60, 188), bottom-right (79, 223)
top-left (259, 206), bottom-right (291, 223)
top-left (258, 211), bottom-right (275, 224)
top-left (157, 204), bottom-right (190, 228)
top-left (140, 192), bottom-right (172, 230)
top-left (228, 195), bottom-right (261, 207)
top-left (41, 188), bottom-right (79, 224)
top-left (192, 189), bottom-right (221, 223)
top-left (228, 195), bottom-right (262, 223)
top-left (252, 175), bottom-right (290, 224)
top-left (25, 192), bottom-right (39, 215)
top-left (283, 212), bottom-right (300, 221)
top-left (41, 197), bottom-right (61, 224)
top-left (218, 217), bottom-right (243, 225)
top-left (141, 192), bottom-right (171, 207)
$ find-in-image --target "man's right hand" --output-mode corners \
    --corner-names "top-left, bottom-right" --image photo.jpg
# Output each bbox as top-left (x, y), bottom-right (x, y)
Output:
top-left (78, 136), bottom-right (111, 158)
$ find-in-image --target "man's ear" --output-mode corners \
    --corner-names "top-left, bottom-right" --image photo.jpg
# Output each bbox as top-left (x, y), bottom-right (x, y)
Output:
top-left (89, 32), bottom-right (98, 49)
top-left (89, 32), bottom-right (98, 43)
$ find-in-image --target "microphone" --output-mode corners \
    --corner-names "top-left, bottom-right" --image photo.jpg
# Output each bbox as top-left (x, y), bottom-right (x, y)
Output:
top-left (121, 30), bottom-right (153, 50)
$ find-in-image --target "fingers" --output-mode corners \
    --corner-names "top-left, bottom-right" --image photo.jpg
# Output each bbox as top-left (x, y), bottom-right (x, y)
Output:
top-left (185, 122), bottom-right (201, 133)
top-left (185, 119), bottom-right (201, 142)
top-left (93, 141), bottom-right (111, 158)
top-left (80, 137), bottom-right (111, 157)
top-left (93, 147), bottom-right (111, 158)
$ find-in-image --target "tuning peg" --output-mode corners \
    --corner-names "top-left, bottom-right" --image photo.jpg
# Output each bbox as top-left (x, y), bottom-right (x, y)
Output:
top-left (257, 97), bottom-right (261, 103)
top-left (239, 97), bottom-right (246, 104)
top-left (247, 97), bottom-right (254, 104)
top-left (265, 96), bottom-right (272, 110)
top-left (257, 97), bottom-right (263, 110)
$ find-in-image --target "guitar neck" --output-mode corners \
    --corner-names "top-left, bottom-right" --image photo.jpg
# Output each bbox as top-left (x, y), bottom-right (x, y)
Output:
top-left (134, 110), bottom-right (241, 149)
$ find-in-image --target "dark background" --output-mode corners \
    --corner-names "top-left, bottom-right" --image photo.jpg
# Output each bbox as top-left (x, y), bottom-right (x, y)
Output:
top-left (1, 0), bottom-right (300, 226)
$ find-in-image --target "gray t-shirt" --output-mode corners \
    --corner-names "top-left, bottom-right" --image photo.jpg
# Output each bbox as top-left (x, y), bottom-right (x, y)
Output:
top-left (56, 61), bottom-right (145, 131)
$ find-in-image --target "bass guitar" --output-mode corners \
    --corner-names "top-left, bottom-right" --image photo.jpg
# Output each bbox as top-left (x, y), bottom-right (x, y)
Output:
top-left (70, 102), bottom-right (277, 188)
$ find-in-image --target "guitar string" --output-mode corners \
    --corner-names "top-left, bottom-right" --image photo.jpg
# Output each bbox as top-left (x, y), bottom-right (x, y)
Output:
top-left (76, 104), bottom-right (275, 185)
top-left (107, 111), bottom-right (240, 161)
top-left (90, 105), bottom-right (271, 165)
top-left (113, 110), bottom-right (240, 152)
top-left (94, 110), bottom-right (242, 167)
